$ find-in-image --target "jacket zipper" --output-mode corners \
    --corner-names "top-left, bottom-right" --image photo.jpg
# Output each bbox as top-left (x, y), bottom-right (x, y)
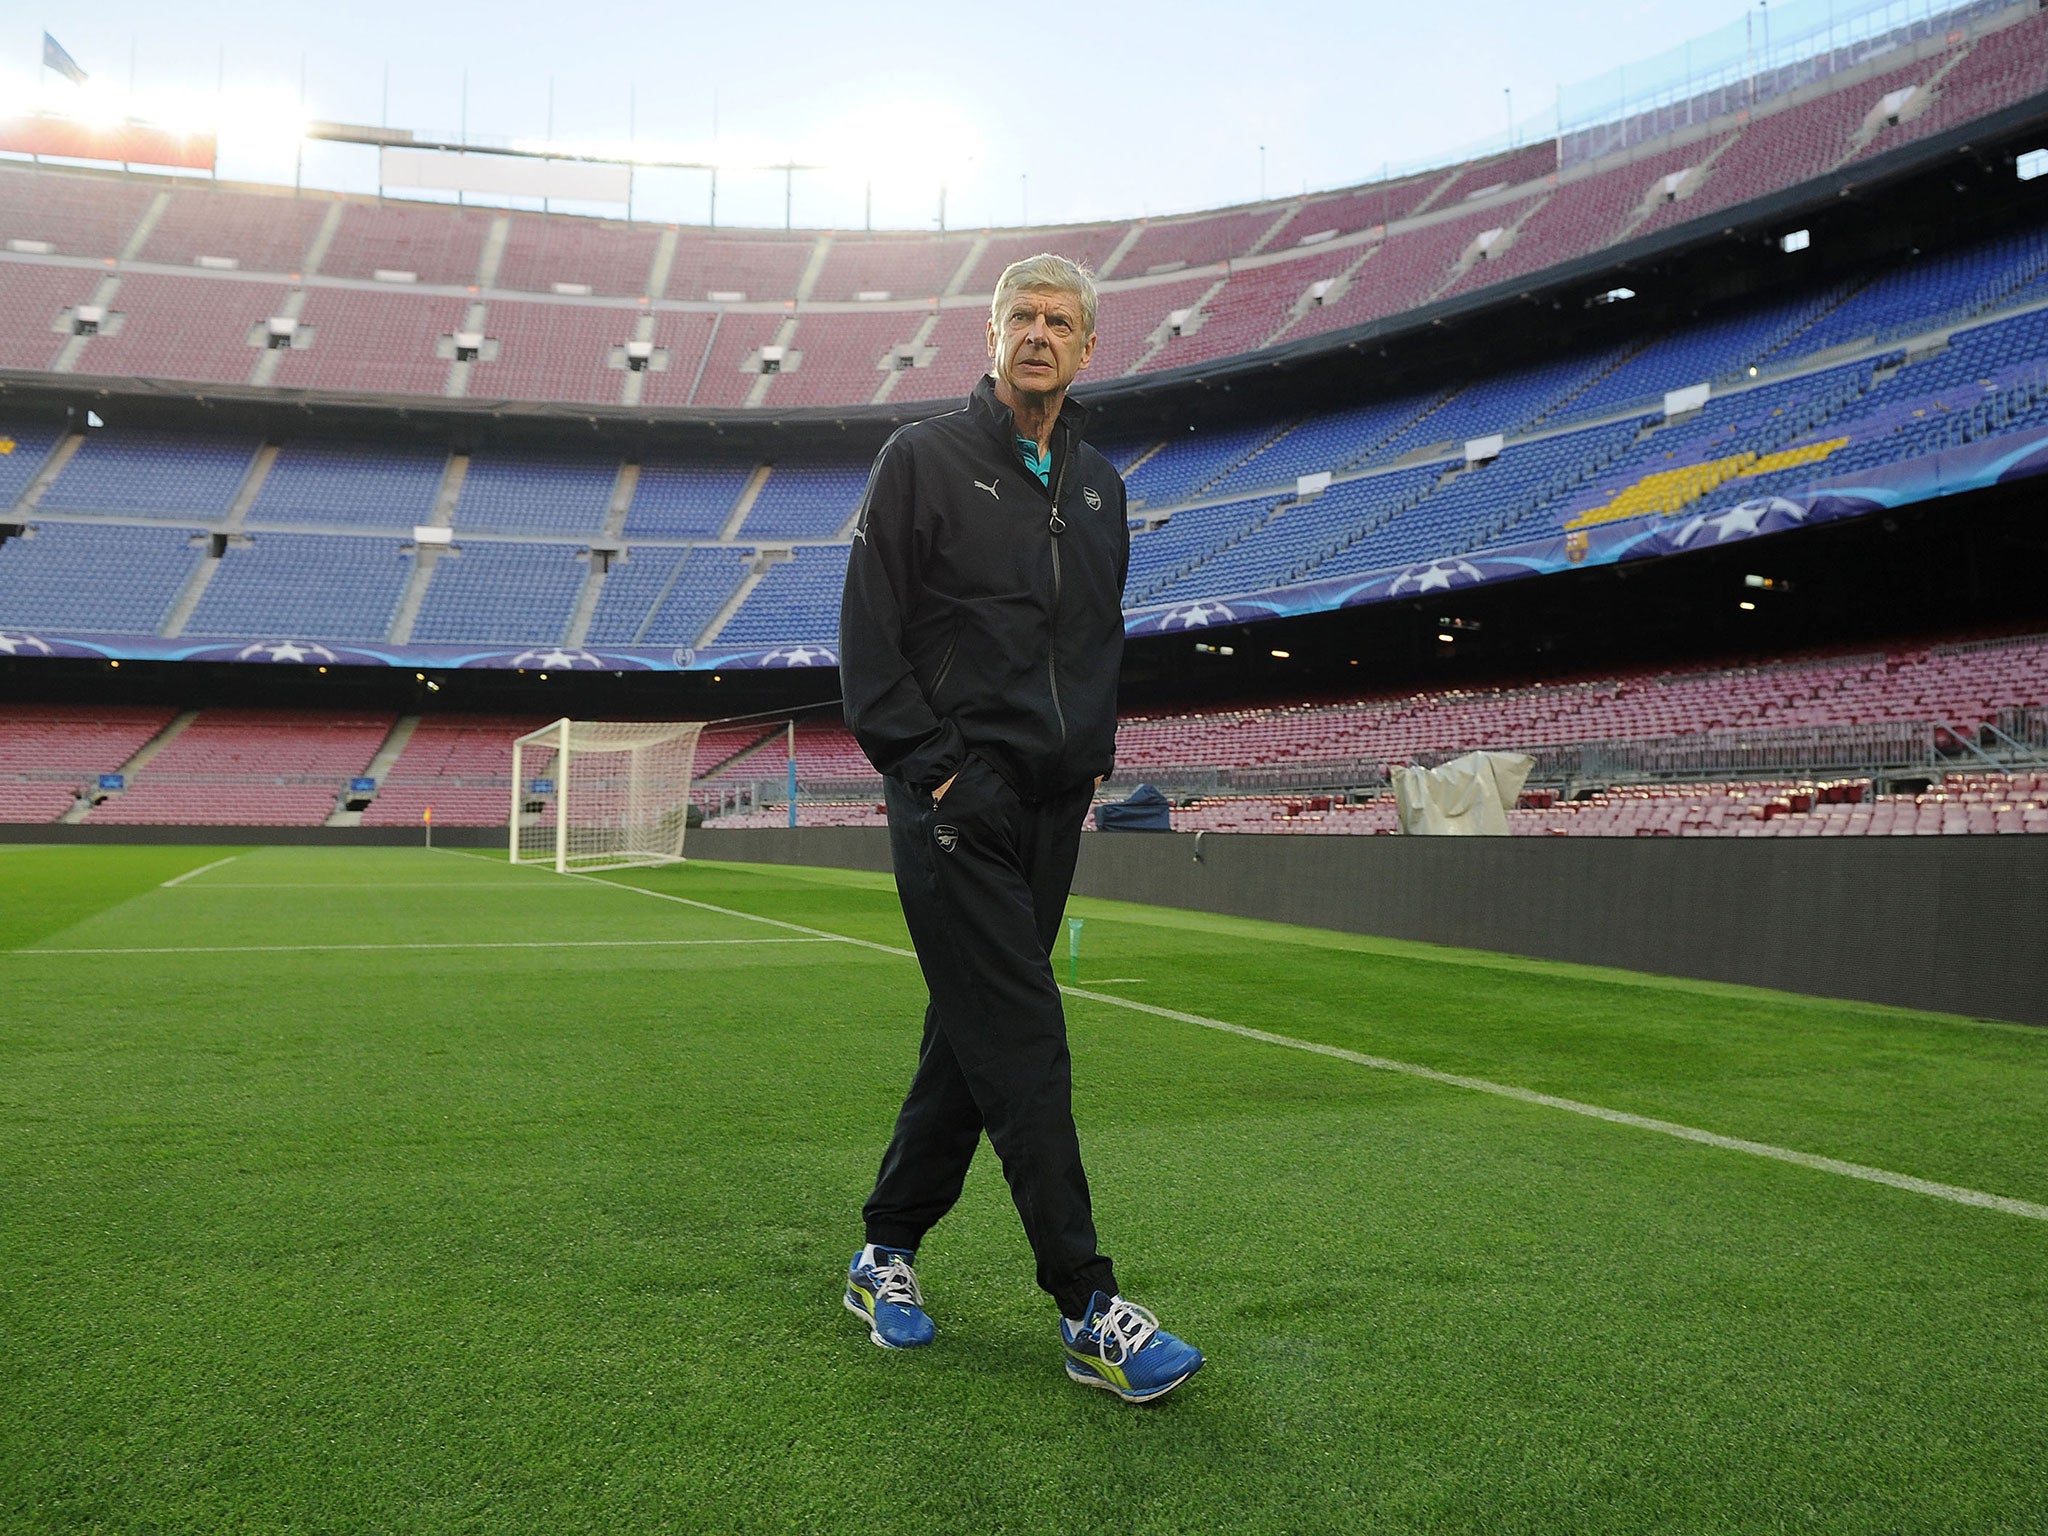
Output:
top-left (1046, 444), bottom-right (1070, 747)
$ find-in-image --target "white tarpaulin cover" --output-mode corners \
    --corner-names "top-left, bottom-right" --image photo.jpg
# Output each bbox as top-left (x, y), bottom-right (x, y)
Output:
top-left (1392, 750), bottom-right (1535, 835)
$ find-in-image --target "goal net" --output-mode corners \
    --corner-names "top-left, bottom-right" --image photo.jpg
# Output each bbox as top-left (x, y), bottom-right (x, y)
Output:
top-left (509, 718), bottom-right (706, 872)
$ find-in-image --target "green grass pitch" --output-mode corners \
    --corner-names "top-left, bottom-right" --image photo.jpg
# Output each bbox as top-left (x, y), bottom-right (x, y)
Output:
top-left (3, 843), bottom-right (2045, 1533)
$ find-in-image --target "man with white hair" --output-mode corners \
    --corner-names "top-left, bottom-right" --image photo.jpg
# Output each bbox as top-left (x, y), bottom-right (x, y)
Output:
top-left (837, 254), bottom-right (1204, 1403)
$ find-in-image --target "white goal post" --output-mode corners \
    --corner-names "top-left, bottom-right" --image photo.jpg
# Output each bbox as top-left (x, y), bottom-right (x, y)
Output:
top-left (509, 718), bottom-right (706, 872)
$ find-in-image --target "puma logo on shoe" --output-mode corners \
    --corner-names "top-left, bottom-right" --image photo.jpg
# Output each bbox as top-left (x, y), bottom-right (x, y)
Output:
top-left (974, 479), bottom-right (1001, 500)
top-left (934, 824), bottom-right (959, 852)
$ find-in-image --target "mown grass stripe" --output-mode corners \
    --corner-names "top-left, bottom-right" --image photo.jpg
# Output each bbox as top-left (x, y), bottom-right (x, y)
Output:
top-left (1061, 986), bottom-right (2048, 1224)
top-left (556, 856), bottom-right (2048, 1225)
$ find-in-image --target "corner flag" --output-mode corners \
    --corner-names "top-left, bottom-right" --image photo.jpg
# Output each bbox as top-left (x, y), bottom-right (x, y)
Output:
top-left (42, 33), bottom-right (87, 86)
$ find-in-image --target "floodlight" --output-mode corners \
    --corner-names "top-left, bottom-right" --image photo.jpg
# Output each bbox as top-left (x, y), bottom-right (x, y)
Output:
top-left (2019, 148), bottom-right (2048, 182)
top-left (1780, 229), bottom-right (1811, 253)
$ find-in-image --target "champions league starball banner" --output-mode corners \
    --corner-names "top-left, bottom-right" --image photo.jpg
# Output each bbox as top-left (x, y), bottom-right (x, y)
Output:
top-left (0, 634), bottom-right (842, 673)
top-left (1123, 425), bottom-right (2048, 640)
top-left (4, 428), bottom-right (2046, 673)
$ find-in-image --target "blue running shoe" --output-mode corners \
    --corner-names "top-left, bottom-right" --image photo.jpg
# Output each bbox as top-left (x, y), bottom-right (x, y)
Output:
top-left (1061, 1291), bottom-right (1204, 1403)
top-left (844, 1245), bottom-right (935, 1350)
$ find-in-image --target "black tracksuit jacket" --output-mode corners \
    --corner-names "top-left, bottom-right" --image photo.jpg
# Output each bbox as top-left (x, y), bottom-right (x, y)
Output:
top-left (839, 375), bottom-right (1129, 801)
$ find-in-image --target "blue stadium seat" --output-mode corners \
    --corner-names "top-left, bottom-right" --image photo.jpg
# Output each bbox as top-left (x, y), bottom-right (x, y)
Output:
top-left (250, 440), bottom-right (448, 530)
top-left (585, 545), bottom-right (751, 647)
top-left (41, 430), bottom-right (259, 517)
top-left (0, 522), bottom-right (203, 632)
top-left (740, 465), bottom-right (867, 540)
top-left (410, 540), bottom-right (587, 644)
top-left (186, 533), bottom-right (413, 641)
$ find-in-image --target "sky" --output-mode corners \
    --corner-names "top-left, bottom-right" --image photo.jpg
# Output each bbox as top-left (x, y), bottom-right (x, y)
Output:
top-left (11, 1), bottom-right (1802, 232)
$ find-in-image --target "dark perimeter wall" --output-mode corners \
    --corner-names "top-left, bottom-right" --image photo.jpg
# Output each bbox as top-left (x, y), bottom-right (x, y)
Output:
top-left (14, 822), bottom-right (2041, 1025)
top-left (687, 828), bottom-right (2048, 1028)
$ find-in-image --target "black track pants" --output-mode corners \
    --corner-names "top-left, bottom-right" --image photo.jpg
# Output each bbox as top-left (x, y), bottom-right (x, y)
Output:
top-left (862, 754), bottom-right (1118, 1319)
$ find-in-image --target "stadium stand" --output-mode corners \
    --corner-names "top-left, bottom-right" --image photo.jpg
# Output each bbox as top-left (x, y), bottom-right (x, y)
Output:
top-left (583, 544), bottom-right (751, 648)
top-left (1140, 248), bottom-right (1357, 372)
top-left (408, 540), bottom-right (588, 644)
top-left (359, 713), bottom-right (551, 828)
top-left (318, 202), bottom-right (492, 286)
top-left (1436, 136), bottom-right (1734, 300)
top-left (270, 289), bottom-right (469, 398)
top-left (766, 311), bottom-right (911, 408)
top-left (0, 703), bottom-right (175, 823)
top-left (622, 461), bottom-right (753, 539)
top-left (452, 451), bottom-right (617, 536)
top-left (1113, 207), bottom-right (1284, 278)
top-left (1260, 168), bottom-right (1460, 252)
top-left (645, 310), bottom-right (786, 409)
top-left (1203, 392), bottom-right (1451, 496)
top-left (493, 216), bottom-right (660, 299)
top-left (464, 299), bottom-right (636, 405)
top-left (84, 708), bottom-right (392, 825)
top-left (1640, 54), bottom-right (1958, 238)
top-left (12, 206), bottom-right (2048, 647)
top-left (894, 305), bottom-right (1000, 402)
top-left (1107, 638), bottom-right (2048, 772)
top-left (710, 546), bottom-right (846, 646)
top-left (1085, 275), bottom-right (1214, 377)
top-left (183, 534), bottom-right (415, 641)
top-left (74, 272), bottom-right (290, 385)
top-left (0, 0), bottom-right (2034, 419)
top-left (1289, 196), bottom-right (1547, 339)
top-left (959, 226), bottom-right (1136, 295)
top-left (700, 773), bottom-right (2048, 833)
top-left (636, 548), bottom-right (755, 648)
top-left (1863, 8), bottom-right (2048, 159)
top-left (247, 440), bottom-right (449, 530)
top-left (6, 6), bottom-right (2048, 870)
top-left (0, 263), bottom-right (101, 371)
top-left (40, 430), bottom-right (258, 516)
top-left (0, 522), bottom-right (202, 632)
top-left (663, 234), bottom-right (813, 304)
top-left (1, 630), bottom-right (2041, 827)
top-left (0, 425), bottom-right (63, 505)
top-left (0, 164), bottom-right (152, 256)
top-left (810, 236), bottom-right (974, 302)
top-left (1144, 776), bottom-right (2048, 836)
top-left (136, 185), bottom-right (329, 273)
top-left (1427, 142), bottom-right (1559, 207)
top-left (630, 310), bottom-right (723, 404)
top-left (1127, 422), bottom-right (1294, 507)
top-left (739, 464), bottom-right (865, 540)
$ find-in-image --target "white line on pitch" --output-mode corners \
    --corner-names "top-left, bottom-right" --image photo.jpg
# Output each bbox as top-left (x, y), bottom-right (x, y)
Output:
top-left (1058, 987), bottom-right (2048, 1224)
top-left (19, 938), bottom-right (830, 957)
top-left (554, 862), bottom-right (2048, 1226)
top-left (160, 854), bottom-right (242, 888)
top-left (166, 881), bottom-right (591, 890)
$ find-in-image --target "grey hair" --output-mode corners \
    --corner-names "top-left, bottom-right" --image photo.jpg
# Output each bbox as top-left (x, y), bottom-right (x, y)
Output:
top-left (989, 253), bottom-right (1098, 337)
